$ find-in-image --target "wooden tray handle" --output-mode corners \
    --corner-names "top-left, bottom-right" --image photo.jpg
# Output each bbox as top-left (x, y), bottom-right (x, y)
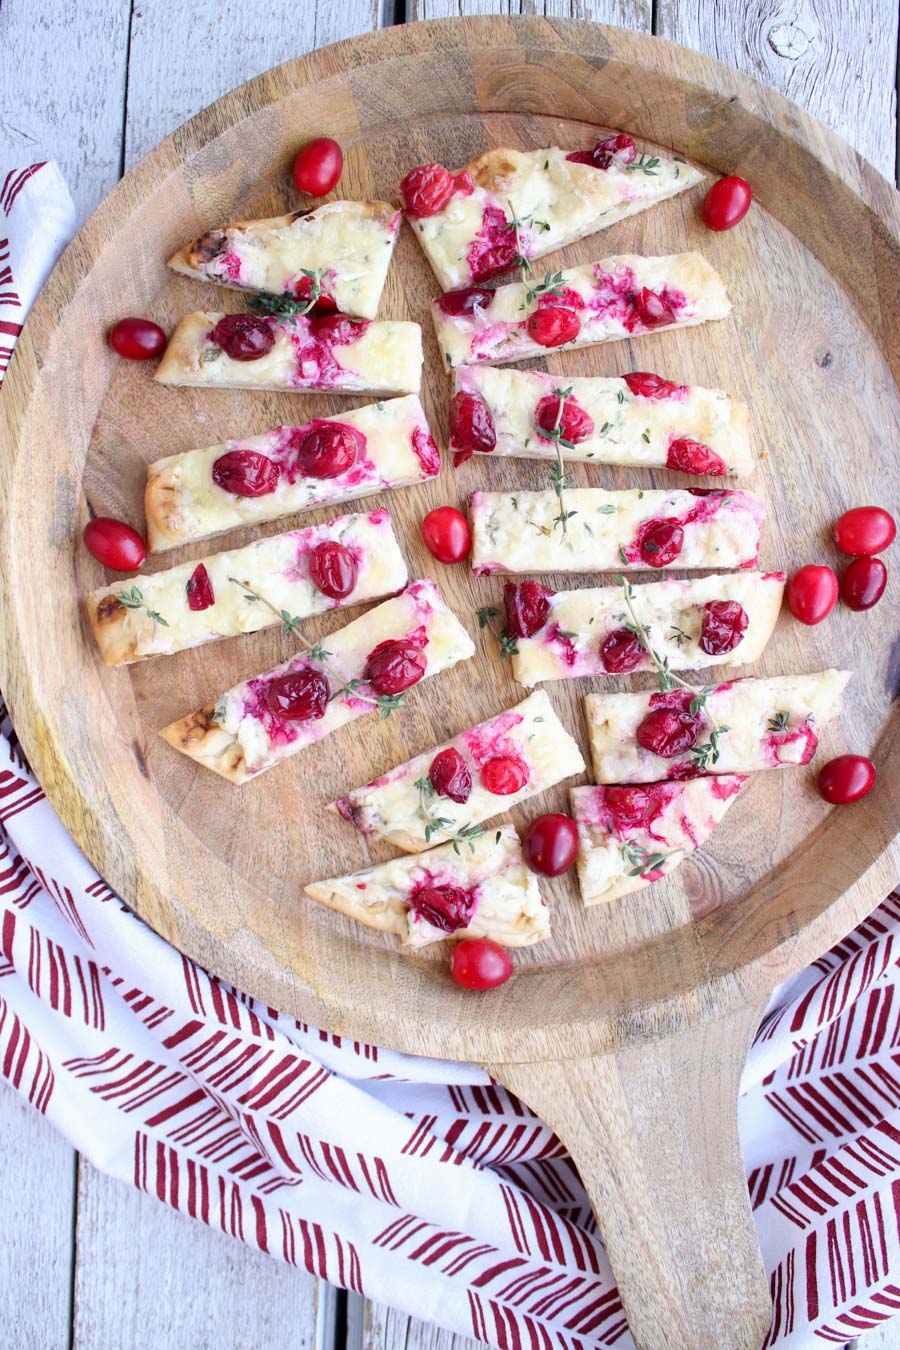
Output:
top-left (491, 1000), bottom-right (772, 1350)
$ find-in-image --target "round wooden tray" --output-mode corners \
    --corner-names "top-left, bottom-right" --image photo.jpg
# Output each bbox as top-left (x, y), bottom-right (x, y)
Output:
top-left (2, 17), bottom-right (897, 1348)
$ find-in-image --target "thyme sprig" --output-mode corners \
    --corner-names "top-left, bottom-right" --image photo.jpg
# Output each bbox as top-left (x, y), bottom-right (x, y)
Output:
top-left (539, 385), bottom-right (577, 537)
top-left (116, 586), bottom-right (169, 631)
top-left (625, 154), bottom-right (660, 176)
top-left (620, 839), bottom-right (670, 878)
top-left (502, 200), bottom-right (550, 277)
top-left (476, 605), bottom-right (498, 629)
top-left (413, 775), bottom-right (488, 853)
top-left (522, 269), bottom-right (565, 309)
top-left (249, 269), bottom-right (327, 320)
top-left (768, 711), bottom-right (790, 733)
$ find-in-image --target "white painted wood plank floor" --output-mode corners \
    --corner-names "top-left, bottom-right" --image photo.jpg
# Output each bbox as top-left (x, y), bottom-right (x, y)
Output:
top-left (0, 1), bottom-right (896, 1346)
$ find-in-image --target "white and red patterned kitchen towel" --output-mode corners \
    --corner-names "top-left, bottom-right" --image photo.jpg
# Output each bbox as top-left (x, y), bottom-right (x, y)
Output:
top-left (2, 162), bottom-right (900, 1348)
top-left (0, 162), bottom-right (75, 385)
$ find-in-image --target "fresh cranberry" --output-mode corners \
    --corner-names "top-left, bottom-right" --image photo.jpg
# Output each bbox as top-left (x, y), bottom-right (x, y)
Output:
top-left (294, 272), bottom-right (336, 315)
top-left (526, 306), bottom-right (580, 348)
top-left (83, 517), bottom-right (147, 571)
top-left (265, 669), bottom-right (329, 722)
top-left (622, 371), bottom-right (684, 400)
top-left (666, 438), bottom-right (726, 476)
top-left (448, 391), bottom-right (496, 466)
top-left (186, 563), bottom-right (215, 611)
top-left (308, 541), bottom-right (358, 599)
top-left (211, 314), bottom-right (275, 362)
top-left (504, 581), bottom-right (551, 639)
top-left (108, 317), bottom-right (166, 361)
top-left (840, 556), bottom-right (886, 611)
top-left (786, 565), bottom-right (838, 625)
top-left (292, 137), bottom-right (343, 196)
top-left (295, 424), bottom-right (358, 479)
top-left (212, 449), bottom-right (279, 496)
top-left (364, 639), bottom-right (426, 695)
top-left (481, 756), bottom-right (528, 796)
top-left (702, 176), bottom-right (752, 231)
top-left (636, 707), bottom-right (700, 757)
top-left (436, 286), bottom-right (494, 318)
top-left (603, 785), bottom-right (657, 826)
top-left (428, 747), bottom-right (472, 803)
top-left (309, 313), bottom-right (365, 346)
top-left (591, 132), bottom-right (637, 169)
top-left (422, 506), bottom-right (471, 564)
top-left (818, 754), bottom-right (876, 805)
top-left (639, 520), bottom-right (684, 567)
top-left (534, 393), bottom-right (594, 444)
top-left (522, 814), bottom-right (578, 877)
top-left (633, 288), bottom-right (676, 329)
top-left (450, 938), bottom-right (513, 989)
top-left (400, 163), bottom-right (456, 217)
top-left (834, 506), bottom-right (896, 557)
top-left (412, 884), bottom-right (475, 933)
top-left (700, 601), bottom-right (748, 655)
top-left (599, 627), bottom-right (644, 673)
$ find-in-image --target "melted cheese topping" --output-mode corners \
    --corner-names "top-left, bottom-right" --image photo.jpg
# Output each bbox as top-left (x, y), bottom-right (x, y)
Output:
top-left (456, 366), bottom-right (753, 475)
top-left (161, 579), bottom-right (475, 783)
top-left (586, 670), bottom-right (851, 784)
top-left (87, 511), bottom-right (407, 666)
top-left (469, 489), bottom-right (765, 574)
top-left (433, 252), bottom-right (730, 367)
top-left (305, 825), bottom-right (548, 948)
top-left (146, 395), bottom-right (437, 552)
top-left (409, 147), bottom-right (703, 289)
top-left (511, 572), bottom-right (784, 687)
top-left (571, 777), bottom-right (746, 906)
top-left (332, 689), bottom-right (584, 851)
top-left (169, 202), bottom-right (400, 319)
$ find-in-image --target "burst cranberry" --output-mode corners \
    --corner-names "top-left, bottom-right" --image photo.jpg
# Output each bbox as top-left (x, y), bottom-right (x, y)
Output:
top-left (633, 288), bottom-right (676, 329)
top-left (210, 314), bottom-right (275, 361)
top-left (622, 371), bottom-right (683, 400)
top-left (818, 755), bottom-right (876, 805)
top-left (295, 424), bottom-right (358, 479)
top-left (786, 565), bottom-right (838, 625)
top-left (481, 755), bottom-right (528, 796)
top-left (702, 176), bottom-right (752, 232)
top-left (667, 438), bottom-right (726, 476)
top-left (448, 391), bottom-right (496, 466)
top-left (504, 581), bottom-right (551, 639)
top-left (364, 639), bottom-right (426, 695)
top-left (639, 520), bottom-right (684, 567)
top-left (309, 541), bottom-right (358, 599)
top-left (591, 133), bottom-right (637, 169)
top-left (534, 393), bottom-right (594, 444)
top-left (309, 313), bottom-right (365, 346)
top-left (834, 506), bottom-right (896, 557)
top-left (523, 814), bottom-right (578, 877)
top-left (400, 163), bottom-right (456, 217)
top-left (636, 707), bottom-right (700, 757)
top-left (83, 517), bottom-right (147, 571)
top-left (411, 884), bottom-right (475, 933)
top-left (436, 286), bottom-right (494, 318)
top-left (700, 600), bottom-right (748, 655)
top-left (422, 507), bottom-right (471, 564)
top-left (599, 626), bottom-right (644, 673)
top-left (292, 137), bottom-right (343, 196)
top-left (526, 306), bottom-right (580, 348)
top-left (186, 563), bottom-right (215, 611)
top-left (294, 271), bottom-right (336, 315)
top-left (450, 938), bottom-right (513, 989)
top-left (840, 556), bottom-right (887, 611)
top-left (108, 317), bottom-right (166, 361)
top-left (470, 236), bottom-right (518, 281)
top-left (265, 669), bottom-right (329, 722)
top-left (603, 785), bottom-right (657, 826)
top-left (428, 747), bottom-right (472, 804)
top-left (212, 450), bottom-right (279, 497)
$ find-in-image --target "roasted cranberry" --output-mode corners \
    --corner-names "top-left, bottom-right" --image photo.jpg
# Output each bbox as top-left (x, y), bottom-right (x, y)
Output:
top-left (639, 520), bottom-right (684, 567)
top-left (265, 669), bottom-right (329, 722)
top-left (212, 450), bottom-right (279, 496)
top-left (309, 541), bottom-right (358, 599)
top-left (481, 755), bottom-right (528, 796)
top-left (186, 563), bottom-right (215, 611)
top-left (534, 393), bottom-right (594, 444)
top-left (818, 755), bottom-right (876, 805)
top-left (364, 639), bottom-right (426, 695)
top-left (522, 814), bottom-right (578, 877)
top-left (667, 438), bottom-right (726, 476)
top-left (83, 517), bottom-right (147, 571)
top-left (834, 506), bottom-right (896, 557)
top-left (599, 626), bottom-right (644, 673)
top-left (469, 233), bottom-right (518, 281)
top-left (591, 133), bottom-right (637, 169)
top-left (429, 747), bottom-right (472, 803)
top-left (702, 176), bottom-right (752, 232)
top-left (636, 707), bottom-right (700, 757)
top-left (622, 371), bottom-right (684, 400)
top-left (436, 286), bottom-right (493, 318)
top-left (309, 313), bottom-right (365, 346)
top-left (450, 939), bottom-right (513, 990)
top-left (294, 272), bottom-right (336, 315)
top-left (526, 306), bottom-right (580, 348)
top-left (292, 137), bottom-right (343, 196)
top-left (504, 581), bottom-right (551, 639)
top-left (786, 565), bottom-right (838, 625)
top-left (412, 884), bottom-right (475, 933)
top-left (448, 392), bottom-right (496, 466)
top-left (840, 556), bottom-right (887, 611)
top-left (603, 785), bottom-right (657, 826)
top-left (400, 163), bottom-right (456, 217)
top-left (633, 288), bottom-right (676, 329)
top-left (295, 424), bottom-right (358, 479)
top-left (108, 317), bottom-right (166, 360)
top-left (700, 600), bottom-right (748, 655)
top-left (211, 314), bottom-right (275, 361)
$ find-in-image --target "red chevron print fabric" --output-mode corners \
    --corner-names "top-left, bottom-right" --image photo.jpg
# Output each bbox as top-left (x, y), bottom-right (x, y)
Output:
top-left (0, 163), bottom-right (75, 386)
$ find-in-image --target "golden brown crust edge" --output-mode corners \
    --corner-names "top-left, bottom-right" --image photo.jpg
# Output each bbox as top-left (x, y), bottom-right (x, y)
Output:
top-left (144, 465), bottom-right (186, 553)
top-left (84, 593), bottom-right (139, 667)
top-left (154, 313), bottom-right (218, 385)
top-left (159, 708), bottom-right (247, 784)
